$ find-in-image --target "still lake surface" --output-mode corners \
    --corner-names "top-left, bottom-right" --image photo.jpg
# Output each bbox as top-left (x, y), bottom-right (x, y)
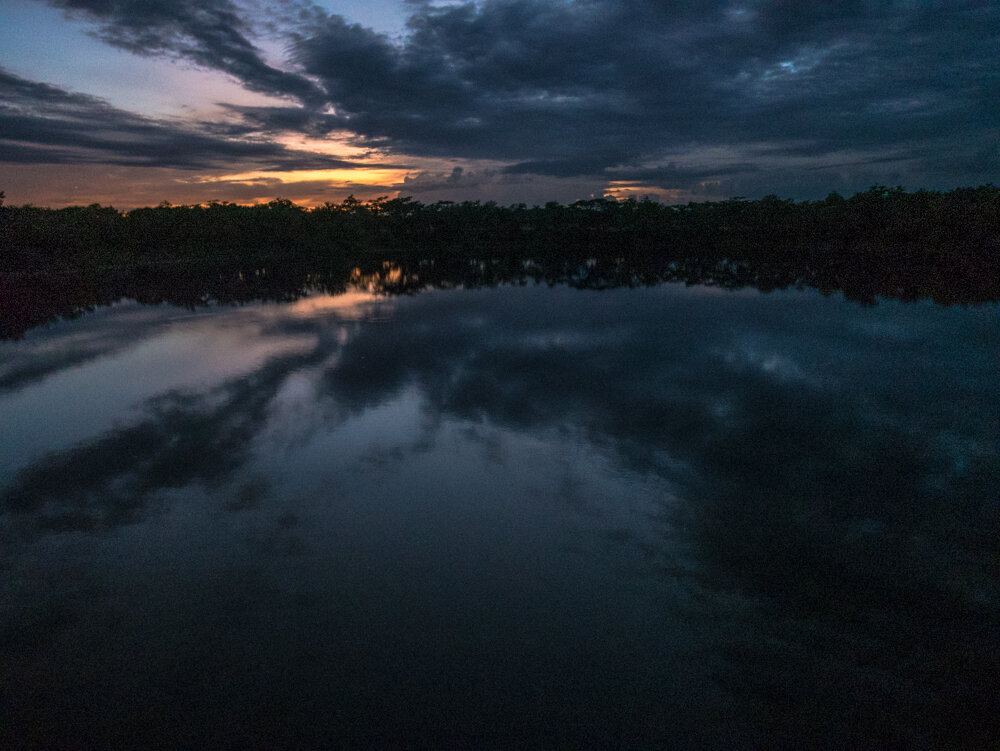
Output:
top-left (2, 265), bottom-right (997, 748)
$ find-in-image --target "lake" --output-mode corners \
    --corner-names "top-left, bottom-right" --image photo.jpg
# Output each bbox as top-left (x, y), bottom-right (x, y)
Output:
top-left (1, 261), bottom-right (997, 748)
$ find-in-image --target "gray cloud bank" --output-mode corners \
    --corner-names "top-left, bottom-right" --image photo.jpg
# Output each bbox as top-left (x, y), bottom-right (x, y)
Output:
top-left (0, 68), bottom-right (380, 172)
top-left (6, 0), bottom-right (1000, 198)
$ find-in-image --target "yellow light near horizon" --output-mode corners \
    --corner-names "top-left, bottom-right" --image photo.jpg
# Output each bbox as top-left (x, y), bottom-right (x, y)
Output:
top-left (286, 290), bottom-right (385, 319)
top-left (198, 168), bottom-right (411, 187)
top-left (272, 132), bottom-right (372, 159)
top-left (603, 181), bottom-right (684, 202)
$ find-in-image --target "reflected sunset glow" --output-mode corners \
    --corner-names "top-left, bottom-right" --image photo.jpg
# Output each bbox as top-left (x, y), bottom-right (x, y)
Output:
top-left (286, 290), bottom-right (389, 320)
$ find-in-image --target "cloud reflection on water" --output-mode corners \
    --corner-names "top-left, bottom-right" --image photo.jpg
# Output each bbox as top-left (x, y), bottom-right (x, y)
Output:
top-left (1, 280), bottom-right (997, 747)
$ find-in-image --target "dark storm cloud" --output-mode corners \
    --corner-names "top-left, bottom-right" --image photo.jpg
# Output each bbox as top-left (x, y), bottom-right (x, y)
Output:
top-left (503, 157), bottom-right (761, 181)
top-left (44, 0), bottom-right (325, 104)
top-left (215, 104), bottom-right (339, 136)
top-left (288, 0), bottom-right (999, 193)
top-left (502, 154), bottom-right (630, 179)
top-left (398, 165), bottom-right (498, 192)
top-left (0, 68), bottom-right (368, 170)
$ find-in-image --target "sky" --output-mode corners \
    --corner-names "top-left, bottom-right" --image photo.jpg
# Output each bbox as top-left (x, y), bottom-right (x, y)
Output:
top-left (0, 0), bottom-right (997, 208)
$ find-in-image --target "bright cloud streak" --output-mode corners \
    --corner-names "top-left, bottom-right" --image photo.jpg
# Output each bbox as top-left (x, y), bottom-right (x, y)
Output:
top-left (193, 168), bottom-right (413, 189)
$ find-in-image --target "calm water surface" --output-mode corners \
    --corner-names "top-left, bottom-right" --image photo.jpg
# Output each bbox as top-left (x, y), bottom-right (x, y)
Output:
top-left (1, 276), bottom-right (997, 748)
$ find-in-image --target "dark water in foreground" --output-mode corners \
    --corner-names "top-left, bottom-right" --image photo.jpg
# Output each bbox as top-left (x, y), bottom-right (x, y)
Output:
top-left (1, 274), bottom-right (997, 748)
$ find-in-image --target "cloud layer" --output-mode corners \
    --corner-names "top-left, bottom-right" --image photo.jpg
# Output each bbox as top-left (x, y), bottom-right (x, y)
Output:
top-left (295, 0), bottom-right (999, 194)
top-left (3, 0), bottom-right (998, 202)
top-left (0, 68), bottom-right (375, 171)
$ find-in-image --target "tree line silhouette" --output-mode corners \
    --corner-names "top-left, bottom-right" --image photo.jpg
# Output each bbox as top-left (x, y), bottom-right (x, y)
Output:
top-left (2, 185), bottom-right (997, 267)
top-left (1, 185), bottom-right (998, 339)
